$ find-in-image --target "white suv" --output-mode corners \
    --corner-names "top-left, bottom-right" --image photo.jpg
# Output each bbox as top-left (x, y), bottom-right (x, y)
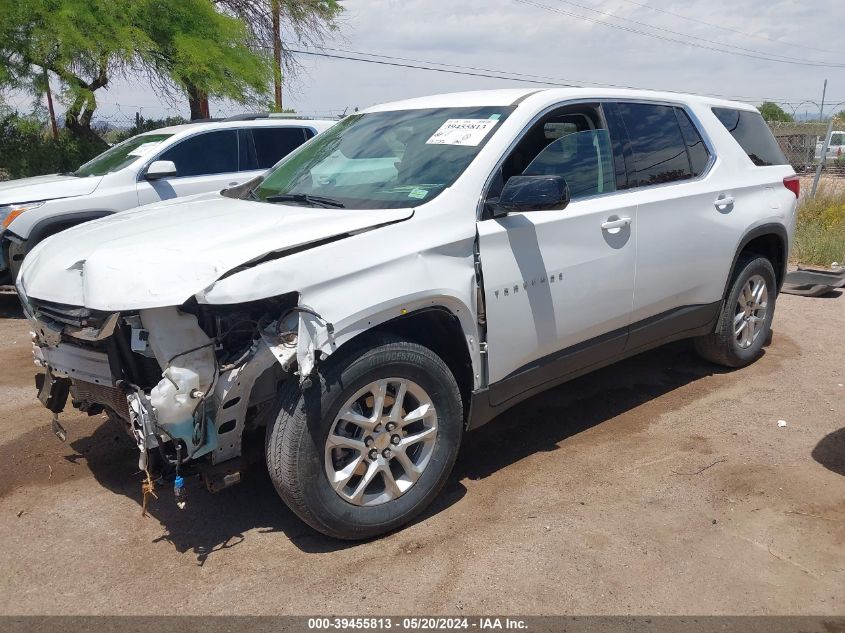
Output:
top-left (18, 88), bottom-right (798, 539)
top-left (0, 116), bottom-right (335, 287)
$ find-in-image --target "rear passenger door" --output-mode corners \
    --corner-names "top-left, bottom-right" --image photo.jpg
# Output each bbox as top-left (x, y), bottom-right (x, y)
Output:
top-left (612, 101), bottom-right (730, 348)
top-left (238, 126), bottom-right (314, 180)
top-left (136, 130), bottom-right (241, 205)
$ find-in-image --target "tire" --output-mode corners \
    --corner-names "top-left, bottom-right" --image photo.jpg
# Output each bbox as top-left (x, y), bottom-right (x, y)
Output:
top-left (266, 333), bottom-right (463, 540)
top-left (694, 255), bottom-right (777, 368)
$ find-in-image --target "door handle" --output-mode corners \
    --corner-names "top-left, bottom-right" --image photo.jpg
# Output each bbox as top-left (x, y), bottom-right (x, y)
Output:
top-left (714, 195), bottom-right (735, 208)
top-left (601, 217), bottom-right (631, 230)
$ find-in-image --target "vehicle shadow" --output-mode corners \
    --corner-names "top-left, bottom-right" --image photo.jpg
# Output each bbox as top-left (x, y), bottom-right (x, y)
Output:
top-left (455, 339), bottom-right (730, 481)
top-left (72, 422), bottom-right (468, 564)
top-left (811, 427), bottom-right (845, 476)
top-left (74, 338), bottom-right (731, 562)
top-left (0, 294), bottom-right (23, 319)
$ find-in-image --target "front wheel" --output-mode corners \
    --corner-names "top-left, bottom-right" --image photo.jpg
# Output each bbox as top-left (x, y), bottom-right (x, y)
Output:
top-left (694, 255), bottom-right (777, 367)
top-left (266, 334), bottom-right (463, 540)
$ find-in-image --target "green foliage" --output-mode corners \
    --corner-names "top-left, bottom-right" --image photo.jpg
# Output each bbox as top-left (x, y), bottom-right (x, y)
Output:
top-left (264, 104), bottom-right (297, 114)
top-left (0, 0), bottom-right (151, 133)
top-left (758, 102), bottom-right (793, 122)
top-left (793, 189), bottom-right (845, 267)
top-left (0, 107), bottom-right (104, 179)
top-left (0, 0), bottom-right (272, 127)
top-left (136, 0), bottom-right (271, 108)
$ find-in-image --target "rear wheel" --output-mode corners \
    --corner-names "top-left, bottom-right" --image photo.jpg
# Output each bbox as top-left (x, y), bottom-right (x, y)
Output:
top-left (694, 255), bottom-right (777, 367)
top-left (266, 334), bottom-right (463, 540)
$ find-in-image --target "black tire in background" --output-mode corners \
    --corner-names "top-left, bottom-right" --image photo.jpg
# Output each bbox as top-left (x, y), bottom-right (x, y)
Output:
top-left (266, 333), bottom-right (463, 540)
top-left (694, 255), bottom-right (777, 367)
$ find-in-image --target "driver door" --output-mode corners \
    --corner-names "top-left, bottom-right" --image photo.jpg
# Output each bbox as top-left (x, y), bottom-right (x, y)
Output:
top-left (137, 130), bottom-right (242, 205)
top-left (477, 103), bottom-right (636, 404)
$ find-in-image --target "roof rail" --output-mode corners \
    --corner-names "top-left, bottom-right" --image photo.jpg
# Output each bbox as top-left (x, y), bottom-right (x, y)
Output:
top-left (222, 112), bottom-right (271, 121)
top-left (222, 112), bottom-right (319, 122)
top-left (267, 112), bottom-right (315, 120)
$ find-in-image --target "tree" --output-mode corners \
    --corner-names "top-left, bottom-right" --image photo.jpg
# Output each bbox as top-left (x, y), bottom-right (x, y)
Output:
top-left (0, 0), bottom-right (147, 146)
top-left (758, 102), bottom-right (793, 123)
top-left (215, 0), bottom-right (343, 110)
top-left (1, 1), bottom-right (273, 130)
top-left (137, 0), bottom-right (273, 119)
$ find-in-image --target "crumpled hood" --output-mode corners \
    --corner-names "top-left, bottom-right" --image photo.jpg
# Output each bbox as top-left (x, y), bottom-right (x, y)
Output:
top-left (0, 174), bottom-right (102, 205)
top-left (20, 193), bottom-right (413, 311)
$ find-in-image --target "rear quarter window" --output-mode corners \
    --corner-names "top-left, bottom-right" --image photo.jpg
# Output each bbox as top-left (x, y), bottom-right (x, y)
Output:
top-left (712, 107), bottom-right (788, 167)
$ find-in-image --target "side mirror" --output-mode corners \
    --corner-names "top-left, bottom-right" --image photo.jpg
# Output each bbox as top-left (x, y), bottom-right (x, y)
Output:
top-left (144, 160), bottom-right (177, 180)
top-left (488, 174), bottom-right (570, 218)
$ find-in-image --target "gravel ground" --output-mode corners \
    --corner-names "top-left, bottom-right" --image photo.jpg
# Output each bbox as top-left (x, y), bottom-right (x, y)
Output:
top-left (0, 291), bottom-right (842, 615)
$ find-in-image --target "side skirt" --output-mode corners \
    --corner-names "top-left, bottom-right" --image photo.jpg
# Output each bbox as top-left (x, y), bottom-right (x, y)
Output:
top-left (467, 301), bottom-right (721, 430)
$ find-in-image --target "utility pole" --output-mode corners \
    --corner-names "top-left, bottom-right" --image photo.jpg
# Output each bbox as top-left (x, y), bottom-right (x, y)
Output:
top-left (819, 79), bottom-right (827, 121)
top-left (272, 0), bottom-right (283, 111)
top-left (812, 117), bottom-right (834, 197)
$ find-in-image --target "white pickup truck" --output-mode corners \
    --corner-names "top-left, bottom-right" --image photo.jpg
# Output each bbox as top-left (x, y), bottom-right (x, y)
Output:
top-left (815, 130), bottom-right (845, 161)
top-left (18, 88), bottom-right (797, 539)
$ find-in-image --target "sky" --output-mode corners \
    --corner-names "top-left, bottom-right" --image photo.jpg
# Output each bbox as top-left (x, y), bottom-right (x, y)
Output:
top-left (6, 0), bottom-right (845, 124)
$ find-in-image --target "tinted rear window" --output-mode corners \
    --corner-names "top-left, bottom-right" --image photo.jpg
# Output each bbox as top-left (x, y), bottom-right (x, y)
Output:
top-left (712, 107), bottom-right (787, 166)
top-left (617, 102), bottom-right (692, 186)
top-left (251, 127), bottom-right (309, 169)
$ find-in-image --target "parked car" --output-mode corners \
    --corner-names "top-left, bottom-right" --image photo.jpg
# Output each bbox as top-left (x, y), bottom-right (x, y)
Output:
top-left (0, 116), bottom-right (336, 287)
top-left (18, 88), bottom-right (798, 539)
top-left (814, 130), bottom-right (845, 161)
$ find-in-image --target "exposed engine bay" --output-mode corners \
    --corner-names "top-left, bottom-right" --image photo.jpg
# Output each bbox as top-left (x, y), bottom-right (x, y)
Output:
top-left (25, 292), bottom-right (334, 503)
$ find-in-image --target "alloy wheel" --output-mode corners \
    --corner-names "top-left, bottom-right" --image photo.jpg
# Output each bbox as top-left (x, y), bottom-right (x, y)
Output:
top-left (324, 378), bottom-right (438, 506)
top-left (734, 273), bottom-right (768, 349)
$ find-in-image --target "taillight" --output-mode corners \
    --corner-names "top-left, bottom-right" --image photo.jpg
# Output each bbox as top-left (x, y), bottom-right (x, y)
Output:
top-left (783, 175), bottom-right (800, 199)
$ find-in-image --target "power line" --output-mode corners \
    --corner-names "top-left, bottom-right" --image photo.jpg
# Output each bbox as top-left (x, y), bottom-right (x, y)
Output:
top-left (614, 0), bottom-right (844, 57)
top-left (316, 47), bottom-right (587, 86)
top-left (513, 0), bottom-right (845, 68)
top-left (289, 48), bottom-right (580, 86)
top-left (294, 46), bottom-right (844, 106)
top-left (538, 0), bottom-right (840, 65)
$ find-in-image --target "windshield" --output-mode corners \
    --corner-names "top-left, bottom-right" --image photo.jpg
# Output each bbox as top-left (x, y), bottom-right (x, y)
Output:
top-left (73, 133), bottom-right (173, 177)
top-left (253, 106), bottom-right (514, 209)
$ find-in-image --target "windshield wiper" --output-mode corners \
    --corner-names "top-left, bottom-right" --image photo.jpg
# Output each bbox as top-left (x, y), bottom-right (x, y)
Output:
top-left (265, 193), bottom-right (346, 208)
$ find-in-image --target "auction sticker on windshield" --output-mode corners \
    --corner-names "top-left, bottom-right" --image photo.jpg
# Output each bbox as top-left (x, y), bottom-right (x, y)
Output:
top-left (128, 142), bottom-right (164, 157)
top-left (426, 119), bottom-right (499, 146)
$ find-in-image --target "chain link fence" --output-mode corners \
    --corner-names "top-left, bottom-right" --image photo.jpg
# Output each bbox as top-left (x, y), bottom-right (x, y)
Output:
top-left (768, 118), bottom-right (845, 177)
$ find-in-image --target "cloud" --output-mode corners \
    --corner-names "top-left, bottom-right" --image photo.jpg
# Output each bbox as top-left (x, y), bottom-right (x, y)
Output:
top-left (279, 0), bottom-right (840, 114)
top-left (15, 0), bottom-right (842, 121)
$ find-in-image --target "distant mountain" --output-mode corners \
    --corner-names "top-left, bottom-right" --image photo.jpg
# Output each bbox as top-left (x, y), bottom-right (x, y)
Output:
top-left (794, 111), bottom-right (831, 122)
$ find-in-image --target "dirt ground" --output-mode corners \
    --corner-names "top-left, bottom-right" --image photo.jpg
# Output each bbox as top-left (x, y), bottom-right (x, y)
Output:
top-left (0, 291), bottom-right (842, 616)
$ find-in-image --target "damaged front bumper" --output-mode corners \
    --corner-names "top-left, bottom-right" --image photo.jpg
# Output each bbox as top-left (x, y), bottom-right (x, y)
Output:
top-left (24, 293), bottom-right (333, 498)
